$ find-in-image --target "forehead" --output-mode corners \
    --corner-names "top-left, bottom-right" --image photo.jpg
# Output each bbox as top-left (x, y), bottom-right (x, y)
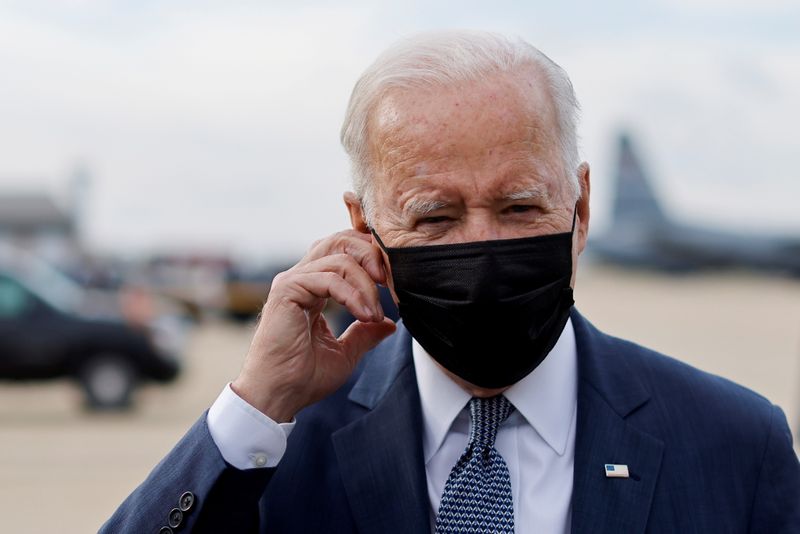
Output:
top-left (368, 67), bottom-right (561, 180)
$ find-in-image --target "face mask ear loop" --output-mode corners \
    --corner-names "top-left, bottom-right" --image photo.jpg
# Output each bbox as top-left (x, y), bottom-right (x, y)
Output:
top-left (570, 202), bottom-right (578, 233)
top-left (362, 197), bottom-right (390, 252)
top-left (369, 227), bottom-right (390, 253)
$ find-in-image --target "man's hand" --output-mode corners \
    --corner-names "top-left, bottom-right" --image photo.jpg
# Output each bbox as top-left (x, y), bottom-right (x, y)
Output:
top-left (231, 230), bottom-right (396, 422)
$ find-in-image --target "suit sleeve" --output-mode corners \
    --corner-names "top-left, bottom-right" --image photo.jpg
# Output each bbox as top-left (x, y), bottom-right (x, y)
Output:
top-left (100, 413), bottom-right (274, 533)
top-left (748, 405), bottom-right (800, 534)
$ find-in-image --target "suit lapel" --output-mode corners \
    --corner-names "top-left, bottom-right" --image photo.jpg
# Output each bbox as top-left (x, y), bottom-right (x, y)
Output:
top-left (570, 311), bottom-right (665, 534)
top-left (332, 324), bottom-right (431, 534)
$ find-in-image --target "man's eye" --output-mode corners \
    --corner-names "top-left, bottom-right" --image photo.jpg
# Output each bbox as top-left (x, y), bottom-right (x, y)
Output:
top-left (419, 216), bottom-right (452, 225)
top-left (504, 205), bottom-right (536, 214)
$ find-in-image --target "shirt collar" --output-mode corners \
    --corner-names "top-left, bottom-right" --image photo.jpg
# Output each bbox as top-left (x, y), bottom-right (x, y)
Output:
top-left (412, 318), bottom-right (578, 462)
top-left (412, 337), bottom-right (471, 464)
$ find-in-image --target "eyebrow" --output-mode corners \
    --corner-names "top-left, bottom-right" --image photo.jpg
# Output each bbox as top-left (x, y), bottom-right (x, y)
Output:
top-left (403, 197), bottom-right (450, 216)
top-left (502, 185), bottom-right (551, 204)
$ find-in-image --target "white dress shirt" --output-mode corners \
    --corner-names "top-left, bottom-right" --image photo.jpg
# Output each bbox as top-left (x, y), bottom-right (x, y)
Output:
top-left (414, 319), bottom-right (577, 533)
top-left (207, 319), bottom-right (577, 533)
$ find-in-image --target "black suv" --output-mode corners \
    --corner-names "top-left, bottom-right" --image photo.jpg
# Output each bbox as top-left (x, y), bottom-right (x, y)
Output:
top-left (0, 249), bottom-right (184, 409)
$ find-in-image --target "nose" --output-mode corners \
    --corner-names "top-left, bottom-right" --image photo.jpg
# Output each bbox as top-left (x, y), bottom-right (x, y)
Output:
top-left (458, 211), bottom-right (502, 243)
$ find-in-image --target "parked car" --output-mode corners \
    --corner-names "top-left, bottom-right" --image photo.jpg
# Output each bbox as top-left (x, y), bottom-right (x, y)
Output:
top-left (0, 247), bottom-right (185, 409)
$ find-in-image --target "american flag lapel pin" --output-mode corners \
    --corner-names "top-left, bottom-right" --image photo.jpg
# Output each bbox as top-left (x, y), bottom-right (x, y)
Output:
top-left (605, 464), bottom-right (629, 478)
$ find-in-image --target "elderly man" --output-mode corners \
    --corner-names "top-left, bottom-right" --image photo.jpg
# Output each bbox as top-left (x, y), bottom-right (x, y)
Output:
top-left (104, 31), bottom-right (799, 533)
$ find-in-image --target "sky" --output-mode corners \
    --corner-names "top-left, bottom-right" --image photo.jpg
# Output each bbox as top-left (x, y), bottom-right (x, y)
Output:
top-left (0, 0), bottom-right (798, 262)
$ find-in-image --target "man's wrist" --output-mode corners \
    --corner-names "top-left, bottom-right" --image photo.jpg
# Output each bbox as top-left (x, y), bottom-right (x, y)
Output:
top-left (230, 378), bottom-right (299, 424)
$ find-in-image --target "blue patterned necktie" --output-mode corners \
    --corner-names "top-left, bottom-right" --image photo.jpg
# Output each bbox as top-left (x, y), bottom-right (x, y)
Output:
top-left (435, 395), bottom-right (515, 534)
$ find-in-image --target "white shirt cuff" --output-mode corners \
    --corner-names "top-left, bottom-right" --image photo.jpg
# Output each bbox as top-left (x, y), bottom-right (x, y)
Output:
top-left (207, 383), bottom-right (295, 470)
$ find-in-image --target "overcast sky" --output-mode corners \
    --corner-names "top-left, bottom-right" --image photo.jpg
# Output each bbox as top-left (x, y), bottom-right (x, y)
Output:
top-left (0, 0), bottom-right (798, 262)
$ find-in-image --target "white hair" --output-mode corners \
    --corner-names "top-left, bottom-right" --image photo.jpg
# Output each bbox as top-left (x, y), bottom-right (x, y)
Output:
top-left (340, 30), bottom-right (582, 224)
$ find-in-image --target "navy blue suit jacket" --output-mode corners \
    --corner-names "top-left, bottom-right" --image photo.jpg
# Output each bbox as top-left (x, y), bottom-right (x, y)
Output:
top-left (103, 311), bottom-right (800, 533)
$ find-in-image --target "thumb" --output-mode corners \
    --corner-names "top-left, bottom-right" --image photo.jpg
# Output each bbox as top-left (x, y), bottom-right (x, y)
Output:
top-left (339, 318), bottom-right (397, 365)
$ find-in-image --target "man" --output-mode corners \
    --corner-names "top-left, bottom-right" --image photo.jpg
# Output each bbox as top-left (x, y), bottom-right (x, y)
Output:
top-left (104, 31), bottom-right (799, 533)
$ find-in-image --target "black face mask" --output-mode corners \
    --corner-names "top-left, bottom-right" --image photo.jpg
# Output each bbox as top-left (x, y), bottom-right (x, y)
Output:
top-left (372, 213), bottom-right (575, 389)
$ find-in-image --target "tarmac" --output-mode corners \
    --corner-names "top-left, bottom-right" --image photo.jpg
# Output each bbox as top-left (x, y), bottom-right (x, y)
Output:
top-left (1, 264), bottom-right (798, 533)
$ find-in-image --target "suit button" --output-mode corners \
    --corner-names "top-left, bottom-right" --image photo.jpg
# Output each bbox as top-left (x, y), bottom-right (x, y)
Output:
top-left (168, 508), bottom-right (183, 528)
top-left (179, 491), bottom-right (195, 512)
top-left (158, 528), bottom-right (173, 534)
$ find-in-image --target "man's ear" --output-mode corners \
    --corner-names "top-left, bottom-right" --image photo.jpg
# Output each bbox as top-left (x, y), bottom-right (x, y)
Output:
top-left (575, 162), bottom-right (591, 254)
top-left (343, 191), bottom-right (370, 233)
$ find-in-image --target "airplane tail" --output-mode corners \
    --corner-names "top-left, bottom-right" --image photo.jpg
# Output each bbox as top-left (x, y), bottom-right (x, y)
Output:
top-left (611, 133), bottom-right (668, 228)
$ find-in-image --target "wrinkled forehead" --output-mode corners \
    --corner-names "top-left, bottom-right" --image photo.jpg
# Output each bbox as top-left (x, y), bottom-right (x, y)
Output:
top-left (366, 66), bottom-right (561, 172)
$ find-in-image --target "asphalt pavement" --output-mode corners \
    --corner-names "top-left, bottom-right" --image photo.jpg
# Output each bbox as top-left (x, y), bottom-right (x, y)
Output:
top-left (1, 264), bottom-right (798, 533)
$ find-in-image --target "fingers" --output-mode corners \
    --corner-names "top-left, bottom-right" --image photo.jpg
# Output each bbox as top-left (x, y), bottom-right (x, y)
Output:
top-left (272, 270), bottom-right (378, 323)
top-left (294, 254), bottom-right (381, 316)
top-left (303, 230), bottom-right (386, 285)
top-left (268, 230), bottom-right (388, 322)
top-left (338, 318), bottom-right (397, 365)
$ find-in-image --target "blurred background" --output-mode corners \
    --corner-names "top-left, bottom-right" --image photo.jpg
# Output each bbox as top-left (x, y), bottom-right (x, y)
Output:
top-left (0, 1), bottom-right (798, 532)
